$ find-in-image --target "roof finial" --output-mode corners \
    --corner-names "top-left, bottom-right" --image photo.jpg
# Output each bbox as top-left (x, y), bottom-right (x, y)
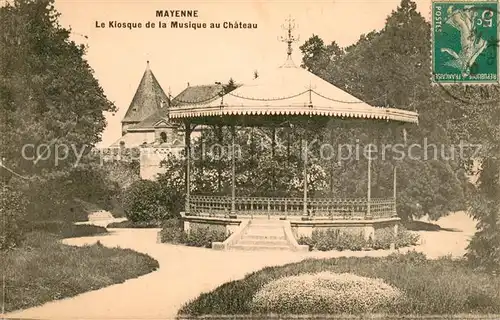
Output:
top-left (146, 60), bottom-right (150, 70)
top-left (279, 15), bottom-right (299, 61)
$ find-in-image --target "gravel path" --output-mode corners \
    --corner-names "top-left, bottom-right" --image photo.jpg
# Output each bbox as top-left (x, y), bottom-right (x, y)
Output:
top-left (7, 211), bottom-right (476, 319)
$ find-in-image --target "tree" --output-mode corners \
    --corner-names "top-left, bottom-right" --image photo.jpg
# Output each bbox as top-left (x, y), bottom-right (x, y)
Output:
top-left (297, 0), bottom-right (468, 221)
top-left (0, 0), bottom-right (116, 223)
top-left (0, 185), bottom-right (27, 249)
top-left (300, 35), bottom-right (343, 76)
top-left (448, 85), bottom-right (500, 271)
top-left (0, 0), bottom-right (115, 177)
top-left (224, 77), bottom-right (237, 94)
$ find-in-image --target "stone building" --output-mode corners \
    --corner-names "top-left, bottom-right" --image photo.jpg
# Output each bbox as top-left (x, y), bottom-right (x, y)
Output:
top-left (110, 61), bottom-right (223, 179)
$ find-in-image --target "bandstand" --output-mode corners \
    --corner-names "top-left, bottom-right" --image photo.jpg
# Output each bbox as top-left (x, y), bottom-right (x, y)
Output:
top-left (167, 22), bottom-right (419, 250)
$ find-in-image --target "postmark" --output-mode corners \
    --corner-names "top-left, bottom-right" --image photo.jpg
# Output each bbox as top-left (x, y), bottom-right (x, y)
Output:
top-left (432, 0), bottom-right (499, 85)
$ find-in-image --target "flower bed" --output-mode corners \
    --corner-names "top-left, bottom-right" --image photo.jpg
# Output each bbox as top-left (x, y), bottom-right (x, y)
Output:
top-left (251, 272), bottom-right (403, 314)
top-left (297, 228), bottom-right (419, 251)
top-left (160, 218), bottom-right (229, 248)
top-left (179, 252), bottom-right (500, 315)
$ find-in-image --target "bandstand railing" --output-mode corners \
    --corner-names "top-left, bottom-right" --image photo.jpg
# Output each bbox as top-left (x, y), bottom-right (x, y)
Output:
top-left (188, 195), bottom-right (396, 220)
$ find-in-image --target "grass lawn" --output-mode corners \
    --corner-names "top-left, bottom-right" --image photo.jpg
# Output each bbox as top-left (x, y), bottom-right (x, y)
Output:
top-left (179, 252), bottom-right (500, 316)
top-left (0, 231), bottom-right (159, 312)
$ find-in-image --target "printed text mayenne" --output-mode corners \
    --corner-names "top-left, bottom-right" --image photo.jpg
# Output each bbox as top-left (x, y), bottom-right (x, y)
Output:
top-left (95, 9), bottom-right (258, 30)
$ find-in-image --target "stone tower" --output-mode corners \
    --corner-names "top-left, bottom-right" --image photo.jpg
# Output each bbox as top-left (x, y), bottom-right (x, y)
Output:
top-left (121, 61), bottom-right (169, 135)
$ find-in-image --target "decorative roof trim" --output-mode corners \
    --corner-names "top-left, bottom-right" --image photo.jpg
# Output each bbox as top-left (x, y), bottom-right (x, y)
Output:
top-left (169, 104), bottom-right (419, 124)
top-left (152, 119), bottom-right (175, 128)
top-left (126, 127), bottom-right (155, 132)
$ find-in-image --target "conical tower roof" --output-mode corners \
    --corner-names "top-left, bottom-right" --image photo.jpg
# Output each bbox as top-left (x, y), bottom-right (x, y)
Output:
top-left (122, 61), bottom-right (169, 124)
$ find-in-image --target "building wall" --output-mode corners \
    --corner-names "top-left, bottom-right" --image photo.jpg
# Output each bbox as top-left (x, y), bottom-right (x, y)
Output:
top-left (122, 122), bottom-right (139, 135)
top-left (139, 147), bottom-right (183, 180)
top-left (154, 127), bottom-right (183, 143)
top-left (123, 131), bottom-right (156, 146)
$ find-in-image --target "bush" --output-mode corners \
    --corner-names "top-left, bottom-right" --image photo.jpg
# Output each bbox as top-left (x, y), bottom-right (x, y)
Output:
top-left (183, 226), bottom-right (228, 248)
top-left (25, 221), bottom-right (108, 238)
top-left (122, 180), bottom-right (168, 222)
top-left (160, 220), bottom-right (228, 248)
top-left (394, 229), bottom-right (420, 248)
top-left (372, 227), bottom-right (420, 250)
top-left (298, 229), bottom-right (368, 251)
top-left (251, 272), bottom-right (403, 314)
top-left (160, 218), bottom-right (186, 244)
top-left (0, 186), bottom-right (27, 250)
top-left (297, 227), bottom-right (419, 251)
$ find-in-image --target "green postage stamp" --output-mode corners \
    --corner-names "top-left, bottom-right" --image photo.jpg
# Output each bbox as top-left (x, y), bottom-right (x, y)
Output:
top-left (432, 0), bottom-right (499, 84)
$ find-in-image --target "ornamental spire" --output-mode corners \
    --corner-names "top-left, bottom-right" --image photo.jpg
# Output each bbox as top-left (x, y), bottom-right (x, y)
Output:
top-left (279, 16), bottom-right (299, 67)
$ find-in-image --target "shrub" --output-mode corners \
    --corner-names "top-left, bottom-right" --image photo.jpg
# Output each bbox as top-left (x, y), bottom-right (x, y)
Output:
top-left (298, 227), bottom-right (419, 251)
top-left (156, 174), bottom-right (185, 218)
top-left (24, 221), bottom-right (107, 238)
top-left (304, 229), bottom-right (367, 251)
top-left (160, 220), bottom-right (228, 248)
top-left (372, 227), bottom-right (419, 250)
top-left (122, 180), bottom-right (168, 222)
top-left (297, 236), bottom-right (314, 251)
top-left (61, 224), bottom-right (108, 238)
top-left (251, 272), bottom-right (403, 314)
top-left (0, 186), bottom-right (27, 250)
top-left (183, 226), bottom-right (228, 248)
top-left (394, 229), bottom-right (420, 248)
top-left (160, 218), bottom-right (186, 244)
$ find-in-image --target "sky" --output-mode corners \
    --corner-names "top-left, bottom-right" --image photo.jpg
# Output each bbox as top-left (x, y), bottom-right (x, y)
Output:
top-left (53, 0), bottom-right (432, 147)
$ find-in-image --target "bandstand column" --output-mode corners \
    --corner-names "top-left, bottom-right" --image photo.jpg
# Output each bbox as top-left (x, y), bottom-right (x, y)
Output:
top-left (393, 165), bottom-right (397, 214)
top-left (184, 122), bottom-right (192, 215)
top-left (231, 125), bottom-right (236, 214)
top-left (302, 138), bottom-right (308, 215)
top-left (366, 147), bottom-right (372, 219)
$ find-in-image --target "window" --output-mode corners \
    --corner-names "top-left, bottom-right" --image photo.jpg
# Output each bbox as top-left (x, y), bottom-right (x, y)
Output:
top-left (160, 131), bottom-right (167, 143)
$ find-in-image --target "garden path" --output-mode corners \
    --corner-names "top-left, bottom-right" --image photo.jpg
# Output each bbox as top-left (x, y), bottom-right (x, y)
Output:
top-left (7, 211), bottom-right (475, 319)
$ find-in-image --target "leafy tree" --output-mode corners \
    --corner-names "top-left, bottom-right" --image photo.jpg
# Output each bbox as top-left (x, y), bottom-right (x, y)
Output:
top-left (0, 185), bottom-right (27, 249)
top-left (449, 86), bottom-right (500, 271)
top-left (300, 35), bottom-right (343, 76)
top-left (157, 155), bottom-right (186, 217)
top-left (297, 0), bottom-right (467, 220)
top-left (0, 0), bottom-right (116, 223)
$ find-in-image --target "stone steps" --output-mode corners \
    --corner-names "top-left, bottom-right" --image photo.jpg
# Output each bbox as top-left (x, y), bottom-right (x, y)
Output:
top-left (228, 220), bottom-right (294, 251)
top-left (236, 239), bottom-right (290, 246)
top-left (242, 234), bottom-right (287, 240)
top-left (229, 244), bottom-right (293, 251)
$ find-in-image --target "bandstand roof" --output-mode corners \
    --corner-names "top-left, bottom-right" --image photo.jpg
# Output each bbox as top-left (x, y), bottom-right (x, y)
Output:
top-left (169, 59), bottom-right (419, 126)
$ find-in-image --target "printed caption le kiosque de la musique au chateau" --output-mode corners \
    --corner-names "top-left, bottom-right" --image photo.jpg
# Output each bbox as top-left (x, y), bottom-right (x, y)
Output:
top-left (95, 9), bottom-right (259, 30)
